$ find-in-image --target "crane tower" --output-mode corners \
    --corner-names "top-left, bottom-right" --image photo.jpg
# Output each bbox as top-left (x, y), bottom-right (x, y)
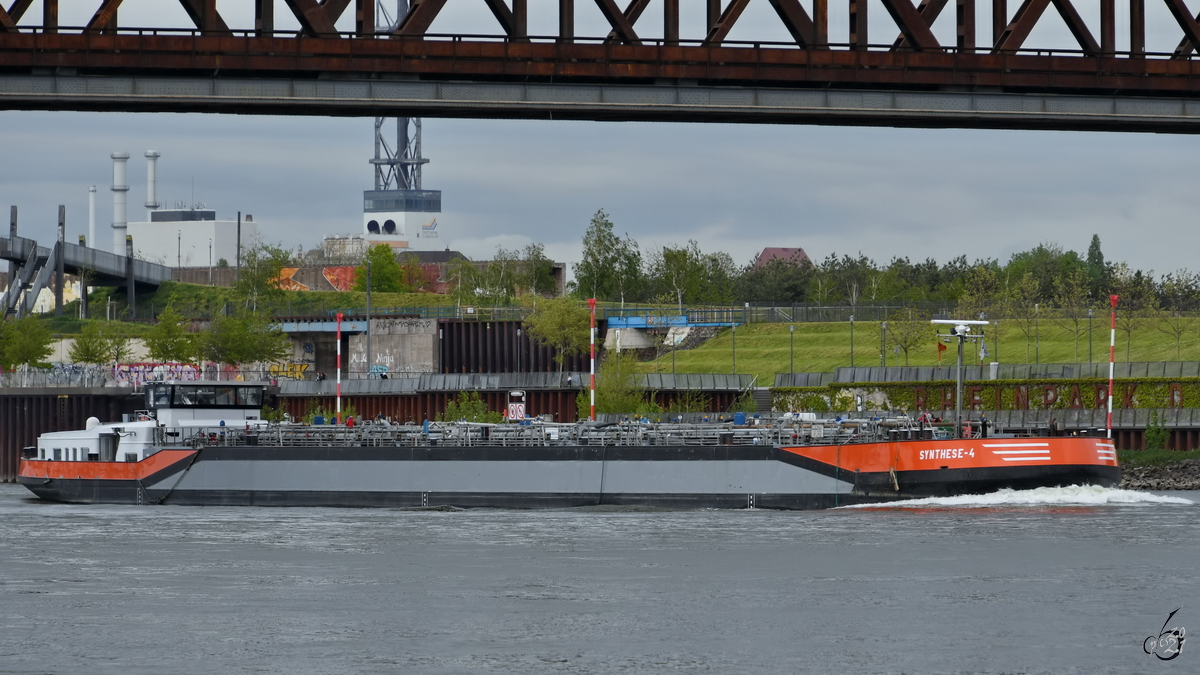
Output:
top-left (362, 0), bottom-right (442, 248)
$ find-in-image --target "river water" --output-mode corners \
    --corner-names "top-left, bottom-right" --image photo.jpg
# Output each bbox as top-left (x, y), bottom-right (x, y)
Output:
top-left (0, 483), bottom-right (1195, 674)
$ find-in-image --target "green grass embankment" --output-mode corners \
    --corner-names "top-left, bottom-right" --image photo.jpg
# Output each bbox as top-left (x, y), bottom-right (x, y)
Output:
top-left (1118, 449), bottom-right (1200, 466)
top-left (639, 320), bottom-right (1200, 384)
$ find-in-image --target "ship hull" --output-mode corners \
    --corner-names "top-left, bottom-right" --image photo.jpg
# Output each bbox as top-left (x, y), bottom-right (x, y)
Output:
top-left (18, 437), bottom-right (1121, 509)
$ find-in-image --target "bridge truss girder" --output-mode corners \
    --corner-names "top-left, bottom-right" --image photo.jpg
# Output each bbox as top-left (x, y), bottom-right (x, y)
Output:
top-left (4, 0), bottom-right (1200, 59)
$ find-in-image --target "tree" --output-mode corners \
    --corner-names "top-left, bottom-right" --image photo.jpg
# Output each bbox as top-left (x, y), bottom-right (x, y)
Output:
top-left (1086, 234), bottom-right (1109, 298)
top-left (884, 308), bottom-right (930, 366)
top-left (437, 391), bottom-right (503, 423)
top-left (522, 296), bottom-right (590, 371)
top-left (353, 243), bottom-right (410, 294)
top-left (956, 262), bottom-right (1002, 320)
top-left (1157, 270), bottom-right (1200, 359)
top-left (1111, 263), bottom-right (1158, 361)
top-left (106, 326), bottom-right (136, 364)
top-left (648, 241), bottom-right (704, 312)
top-left (448, 256), bottom-right (480, 307)
top-left (1004, 242), bottom-right (1086, 301)
top-left (478, 246), bottom-right (520, 305)
top-left (1052, 267), bottom-right (1090, 363)
top-left (736, 256), bottom-right (813, 303)
top-left (573, 209), bottom-right (619, 300)
top-left (1007, 272), bottom-right (1041, 363)
top-left (399, 252), bottom-right (427, 291)
top-left (197, 311), bottom-right (290, 366)
top-left (577, 353), bottom-right (661, 417)
top-left (610, 234), bottom-right (645, 307)
top-left (68, 322), bottom-right (112, 365)
top-left (68, 321), bottom-right (133, 365)
top-left (0, 316), bottom-right (53, 370)
top-left (700, 251), bottom-right (738, 305)
top-left (518, 243), bottom-right (559, 296)
top-left (235, 243), bottom-right (295, 311)
top-left (144, 306), bottom-right (196, 364)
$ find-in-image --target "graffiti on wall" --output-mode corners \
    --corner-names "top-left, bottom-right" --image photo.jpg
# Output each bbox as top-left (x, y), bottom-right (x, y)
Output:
top-left (269, 363), bottom-right (311, 379)
top-left (112, 362), bottom-right (202, 386)
top-left (275, 267), bottom-right (310, 291)
top-left (323, 267), bottom-right (355, 292)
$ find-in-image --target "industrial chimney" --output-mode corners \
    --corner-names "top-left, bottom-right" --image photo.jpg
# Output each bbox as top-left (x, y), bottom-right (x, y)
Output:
top-left (145, 151), bottom-right (161, 219)
top-left (111, 153), bottom-right (130, 254)
top-left (88, 185), bottom-right (96, 249)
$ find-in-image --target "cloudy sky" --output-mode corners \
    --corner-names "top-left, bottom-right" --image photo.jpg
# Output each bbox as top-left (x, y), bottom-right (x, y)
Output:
top-left (3, 1), bottom-right (1199, 278)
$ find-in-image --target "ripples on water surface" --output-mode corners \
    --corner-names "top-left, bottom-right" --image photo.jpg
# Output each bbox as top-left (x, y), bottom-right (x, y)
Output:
top-left (0, 484), bottom-right (1196, 674)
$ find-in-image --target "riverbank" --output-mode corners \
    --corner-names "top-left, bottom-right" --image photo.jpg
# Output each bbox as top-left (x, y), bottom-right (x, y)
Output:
top-left (1120, 454), bottom-right (1200, 490)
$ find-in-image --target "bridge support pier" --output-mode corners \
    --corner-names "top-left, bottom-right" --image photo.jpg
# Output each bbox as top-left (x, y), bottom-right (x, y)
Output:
top-left (54, 205), bottom-right (64, 318)
top-left (125, 235), bottom-right (135, 320)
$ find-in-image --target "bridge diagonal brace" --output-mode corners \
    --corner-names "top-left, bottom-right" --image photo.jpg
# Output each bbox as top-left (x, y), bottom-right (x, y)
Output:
top-left (1050, 0), bottom-right (1100, 56)
top-left (593, 0), bottom-right (642, 44)
top-left (603, 0), bottom-right (651, 44)
top-left (282, 0), bottom-right (353, 38)
top-left (704, 0), bottom-right (752, 45)
top-left (879, 0), bottom-right (942, 50)
top-left (394, 0), bottom-right (448, 36)
top-left (177, 0), bottom-right (230, 34)
top-left (892, 0), bottom-right (948, 50)
top-left (0, 0), bottom-right (34, 30)
top-left (85, 0), bottom-right (125, 33)
top-left (764, 0), bottom-right (818, 48)
top-left (482, 0), bottom-right (515, 35)
top-left (993, 0), bottom-right (1050, 52)
top-left (1165, 0), bottom-right (1200, 58)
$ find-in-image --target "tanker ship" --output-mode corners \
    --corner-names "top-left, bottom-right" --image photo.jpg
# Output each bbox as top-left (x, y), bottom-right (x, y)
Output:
top-left (17, 381), bottom-right (1121, 509)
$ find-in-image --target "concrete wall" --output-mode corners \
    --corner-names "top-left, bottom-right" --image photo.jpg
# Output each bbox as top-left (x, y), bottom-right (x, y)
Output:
top-left (348, 317), bottom-right (439, 376)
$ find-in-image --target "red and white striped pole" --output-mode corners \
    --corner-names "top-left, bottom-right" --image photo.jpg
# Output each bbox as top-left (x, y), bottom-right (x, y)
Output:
top-left (1107, 295), bottom-right (1118, 439)
top-left (588, 298), bottom-right (596, 421)
top-left (336, 312), bottom-right (344, 424)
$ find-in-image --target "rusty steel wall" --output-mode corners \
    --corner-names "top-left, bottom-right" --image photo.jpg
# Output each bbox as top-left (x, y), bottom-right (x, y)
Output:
top-left (0, 390), bottom-right (141, 482)
top-left (439, 320), bottom-right (593, 374)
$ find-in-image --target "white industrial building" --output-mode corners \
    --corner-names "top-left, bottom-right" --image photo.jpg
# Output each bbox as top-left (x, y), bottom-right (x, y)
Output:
top-left (127, 209), bottom-right (256, 267)
top-left (105, 150), bottom-right (256, 266)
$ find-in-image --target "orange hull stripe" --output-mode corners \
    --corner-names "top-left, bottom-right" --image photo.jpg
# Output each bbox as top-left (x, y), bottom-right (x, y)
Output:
top-left (19, 450), bottom-right (197, 481)
top-left (783, 437), bottom-right (1118, 473)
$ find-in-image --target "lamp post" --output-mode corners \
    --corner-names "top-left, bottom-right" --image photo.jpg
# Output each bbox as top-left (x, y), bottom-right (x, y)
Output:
top-left (978, 312), bottom-right (987, 365)
top-left (849, 315), bottom-right (854, 368)
top-left (516, 328), bottom-right (522, 373)
top-left (732, 323), bottom-right (737, 375)
top-left (789, 324), bottom-right (795, 375)
top-left (1035, 303), bottom-right (1040, 364)
top-left (1088, 307), bottom-right (1094, 364)
top-left (880, 321), bottom-right (888, 368)
top-left (365, 261), bottom-right (371, 379)
top-left (995, 319), bottom-right (1000, 364)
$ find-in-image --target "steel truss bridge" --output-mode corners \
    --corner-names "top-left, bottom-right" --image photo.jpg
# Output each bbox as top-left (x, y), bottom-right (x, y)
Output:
top-left (6, 1), bottom-right (1200, 131)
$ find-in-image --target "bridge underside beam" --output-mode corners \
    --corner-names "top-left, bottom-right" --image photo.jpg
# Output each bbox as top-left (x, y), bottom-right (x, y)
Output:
top-left (3, 35), bottom-right (1200, 92)
top-left (3, 73), bottom-right (1200, 134)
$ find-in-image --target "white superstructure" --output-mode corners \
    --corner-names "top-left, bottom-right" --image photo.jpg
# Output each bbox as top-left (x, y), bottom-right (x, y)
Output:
top-left (36, 383), bottom-right (268, 463)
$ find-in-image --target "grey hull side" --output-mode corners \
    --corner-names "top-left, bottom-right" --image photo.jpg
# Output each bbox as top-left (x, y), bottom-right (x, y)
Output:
top-left (132, 444), bottom-right (864, 509)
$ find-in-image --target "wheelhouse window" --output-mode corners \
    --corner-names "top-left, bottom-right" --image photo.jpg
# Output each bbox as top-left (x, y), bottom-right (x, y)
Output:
top-left (147, 384), bottom-right (172, 409)
top-left (237, 388), bottom-right (263, 407)
top-left (155, 384), bottom-right (268, 409)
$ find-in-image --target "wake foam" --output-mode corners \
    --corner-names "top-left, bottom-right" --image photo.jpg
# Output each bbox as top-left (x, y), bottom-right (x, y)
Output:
top-left (842, 485), bottom-right (1195, 509)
